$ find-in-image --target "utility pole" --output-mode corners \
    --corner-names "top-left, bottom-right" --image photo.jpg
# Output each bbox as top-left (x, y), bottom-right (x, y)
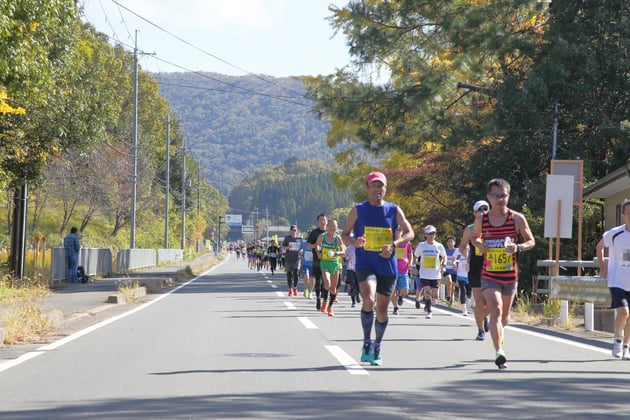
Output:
top-left (265, 205), bottom-right (269, 240)
top-left (180, 137), bottom-right (186, 250)
top-left (197, 164), bottom-right (201, 217)
top-left (217, 215), bottom-right (223, 254)
top-left (9, 185), bottom-right (28, 279)
top-left (552, 101), bottom-right (559, 160)
top-left (164, 115), bottom-right (170, 249)
top-left (130, 30), bottom-right (139, 249)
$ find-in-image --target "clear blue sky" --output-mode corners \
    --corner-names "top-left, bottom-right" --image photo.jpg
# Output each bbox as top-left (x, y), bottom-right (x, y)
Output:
top-left (79, 0), bottom-right (352, 77)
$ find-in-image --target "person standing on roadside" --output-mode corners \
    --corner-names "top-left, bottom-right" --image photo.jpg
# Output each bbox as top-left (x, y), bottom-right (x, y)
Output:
top-left (341, 171), bottom-right (414, 366)
top-left (414, 225), bottom-right (446, 319)
top-left (596, 199), bottom-right (630, 359)
top-left (63, 227), bottom-right (81, 283)
top-left (458, 200), bottom-right (491, 340)
top-left (282, 225), bottom-right (303, 296)
top-left (473, 178), bottom-right (535, 369)
top-left (307, 213), bottom-right (328, 310)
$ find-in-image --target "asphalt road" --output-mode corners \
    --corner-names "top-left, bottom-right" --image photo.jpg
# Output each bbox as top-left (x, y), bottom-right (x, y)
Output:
top-left (0, 256), bottom-right (627, 419)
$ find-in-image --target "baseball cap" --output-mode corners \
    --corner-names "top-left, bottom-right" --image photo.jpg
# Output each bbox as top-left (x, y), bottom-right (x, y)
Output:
top-left (424, 225), bottom-right (437, 234)
top-left (473, 200), bottom-right (490, 212)
top-left (290, 224), bottom-right (297, 231)
top-left (365, 171), bottom-right (387, 186)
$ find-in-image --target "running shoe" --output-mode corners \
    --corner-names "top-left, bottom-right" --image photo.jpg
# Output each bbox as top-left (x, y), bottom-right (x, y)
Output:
top-left (360, 341), bottom-right (374, 363)
top-left (371, 346), bottom-right (383, 366)
top-left (446, 297), bottom-right (453, 308)
top-left (293, 287), bottom-right (298, 296)
top-left (351, 302), bottom-right (356, 308)
top-left (415, 300), bottom-right (420, 309)
top-left (462, 308), bottom-right (468, 316)
top-left (327, 306), bottom-right (334, 317)
top-left (476, 330), bottom-right (485, 341)
top-left (303, 289), bottom-right (308, 298)
top-left (398, 295), bottom-right (403, 306)
top-left (288, 288), bottom-right (293, 296)
top-left (426, 312), bottom-right (432, 319)
top-left (495, 349), bottom-right (507, 369)
top-left (613, 339), bottom-right (623, 358)
top-left (483, 316), bottom-right (490, 333)
top-left (393, 307), bottom-right (399, 315)
top-left (320, 301), bottom-right (327, 313)
top-left (623, 345), bottom-right (630, 360)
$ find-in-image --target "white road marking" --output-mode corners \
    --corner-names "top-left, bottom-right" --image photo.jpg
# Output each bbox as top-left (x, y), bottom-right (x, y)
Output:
top-left (284, 302), bottom-right (296, 310)
top-left (298, 317), bottom-right (318, 329)
top-left (0, 259), bottom-right (228, 374)
top-left (325, 345), bottom-right (369, 375)
top-left (275, 291), bottom-right (284, 297)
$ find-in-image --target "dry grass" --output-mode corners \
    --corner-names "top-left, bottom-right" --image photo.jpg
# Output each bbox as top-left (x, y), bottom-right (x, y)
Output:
top-left (118, 281), bottom-right (141, 303)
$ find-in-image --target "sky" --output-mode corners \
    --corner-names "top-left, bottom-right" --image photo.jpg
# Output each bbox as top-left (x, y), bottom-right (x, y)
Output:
top-left (79, 0), bottom-right (353, 78)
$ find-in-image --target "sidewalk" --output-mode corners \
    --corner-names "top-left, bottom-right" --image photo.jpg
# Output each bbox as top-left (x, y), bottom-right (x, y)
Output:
top-left (41, 252), bottom-right (220, 322)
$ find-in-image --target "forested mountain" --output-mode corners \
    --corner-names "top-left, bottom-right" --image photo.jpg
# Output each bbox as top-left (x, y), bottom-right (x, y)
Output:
top-left (154, 72), bottom-right (335, 195)
top-left (228, 158), bottom-right (354, 234)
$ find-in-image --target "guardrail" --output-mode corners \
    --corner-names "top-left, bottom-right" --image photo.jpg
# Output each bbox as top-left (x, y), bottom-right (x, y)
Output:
top-left (536, 259), bottom-right (611, 332)
top-left (51, 247), bottom-right (113, 285)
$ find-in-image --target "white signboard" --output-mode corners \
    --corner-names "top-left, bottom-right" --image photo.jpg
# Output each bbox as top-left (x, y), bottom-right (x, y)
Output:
top-left (544, 174), bottom-right (574, 239)
top-left (225, 214), bottom-right (242, 227)
top-left (241, 225), bottom-right (254, 233)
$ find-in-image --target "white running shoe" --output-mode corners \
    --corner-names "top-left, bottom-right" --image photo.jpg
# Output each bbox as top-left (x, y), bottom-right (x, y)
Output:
top-left (426, 312), bottom-right (432, 319)
top-left (612, 340), bottom-right (623, 358)
top-left (623, 346), bottom-right (630, 360)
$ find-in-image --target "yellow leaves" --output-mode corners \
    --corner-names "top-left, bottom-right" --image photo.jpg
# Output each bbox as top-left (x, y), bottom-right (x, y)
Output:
top-left (0, 87), bottom-right (26, 115)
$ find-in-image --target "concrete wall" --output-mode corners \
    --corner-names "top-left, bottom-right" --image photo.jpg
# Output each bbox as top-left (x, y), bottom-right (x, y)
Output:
top-left (51, 247), bottom-right (113, 284)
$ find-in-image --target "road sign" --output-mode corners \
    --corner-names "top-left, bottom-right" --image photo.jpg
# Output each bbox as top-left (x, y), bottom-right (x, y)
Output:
top-left (242, 225), bottom-right (254, 233)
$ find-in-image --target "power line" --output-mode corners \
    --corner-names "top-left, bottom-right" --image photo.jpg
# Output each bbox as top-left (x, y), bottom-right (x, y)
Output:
top-left (108, 0), bottom-right (307, 99)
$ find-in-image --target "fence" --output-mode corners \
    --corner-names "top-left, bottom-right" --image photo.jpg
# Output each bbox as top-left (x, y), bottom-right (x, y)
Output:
top-left (536, 259), bottom-right (611, 332)
top-left (51, 247), bottom-right (113, 285)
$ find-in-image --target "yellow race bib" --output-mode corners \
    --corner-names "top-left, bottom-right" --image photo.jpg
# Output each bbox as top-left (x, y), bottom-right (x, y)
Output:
top-left (486, 247), bottom-right (514, 272)
top-left (422, 255), bottom-right (437, 269)
top-left (364, 226), bottom-right (392, 252)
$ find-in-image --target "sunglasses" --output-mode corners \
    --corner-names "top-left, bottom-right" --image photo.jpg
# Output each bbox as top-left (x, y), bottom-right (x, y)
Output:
top-left (490, 193), bottom-right (509, 200)
top-left (477, 207), bottom-right (488, 212)
top-left (426, 232), bottom-right (436, 235)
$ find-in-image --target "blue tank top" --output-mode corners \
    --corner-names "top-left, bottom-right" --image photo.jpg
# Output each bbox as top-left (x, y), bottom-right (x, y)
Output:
top-left (354, 200), bottom-right (398, 276)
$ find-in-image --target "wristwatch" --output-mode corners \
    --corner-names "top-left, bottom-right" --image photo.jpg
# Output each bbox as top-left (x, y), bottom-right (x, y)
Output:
top-left (517, 244), bottom-right (524, 252)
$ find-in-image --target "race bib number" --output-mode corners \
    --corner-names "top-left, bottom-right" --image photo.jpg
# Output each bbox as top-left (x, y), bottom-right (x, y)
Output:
top-left (619, 248), bottom-right (630, 268)
top-left (304, 250), bottom-right (313, 262)
top-left (288, 242), bottom-right (300, 251)
top-left (474, 239), bottom-right (484, 256)
top-left (422, 255), bottom-right (437, 269)
top-left (395, 247), bottom-right (406, 260)
top-left (364, 226), bottom-right (392, 252)
top-left (486, 248), bottom-right (514, 272)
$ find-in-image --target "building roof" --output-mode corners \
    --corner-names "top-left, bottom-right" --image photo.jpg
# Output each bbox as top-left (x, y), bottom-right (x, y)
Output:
top-left (583, 164), bottom-right (630, 199)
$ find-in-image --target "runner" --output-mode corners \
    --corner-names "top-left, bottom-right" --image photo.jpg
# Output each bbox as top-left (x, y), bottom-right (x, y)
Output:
top-left (315, 218), bottom-right (346, 316)
top-left (282, 225), bottom-right (303, 296)
top-left (341, 171), bottom-right (414, 366)
top-left (391, 226), bottom-right (412, 315)
top-left (444, 236), bottom-right (458, 306)
top-left (307, 213), bottom-right (328, 310)
top-left (458, 200), bottom-right (491, 340)
top-left (472, 178), bottom-right (535, 369)
top-left (300, 234), bottom-right (314, 299)
top-left (413, 225), bottom-right (446, 319)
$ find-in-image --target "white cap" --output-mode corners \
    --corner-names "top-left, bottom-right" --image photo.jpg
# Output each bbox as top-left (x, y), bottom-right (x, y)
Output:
top-left (473, 200), bottom-right (490, 212)
top-left (424, 225), bottom-right (437, 234)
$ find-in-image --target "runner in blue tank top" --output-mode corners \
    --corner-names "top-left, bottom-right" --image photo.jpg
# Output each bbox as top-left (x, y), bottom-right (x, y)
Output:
top-left (341, 171), bottom-right (414, 366)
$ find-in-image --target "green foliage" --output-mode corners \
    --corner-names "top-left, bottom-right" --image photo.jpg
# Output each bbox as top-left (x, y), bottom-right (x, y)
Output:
top-left (155, 72), bottom-right (335, 195)
top-left (228, 158), bottom-right (353, 235)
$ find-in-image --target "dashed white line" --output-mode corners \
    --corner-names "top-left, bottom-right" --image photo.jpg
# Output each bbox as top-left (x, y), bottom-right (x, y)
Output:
top-left (298, 317), bottom-right (318, 329)
top-left (325, 345), bottom-right (369, 375)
